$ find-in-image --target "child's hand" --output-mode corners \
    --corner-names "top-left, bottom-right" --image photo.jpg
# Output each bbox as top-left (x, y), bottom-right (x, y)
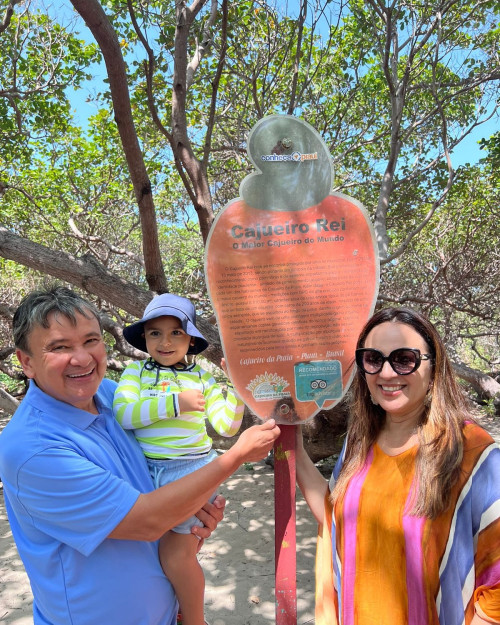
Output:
top-left (178, 389), bottom-right (205, 413)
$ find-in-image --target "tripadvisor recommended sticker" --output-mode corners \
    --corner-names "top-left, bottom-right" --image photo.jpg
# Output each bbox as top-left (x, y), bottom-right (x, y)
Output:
top-left (294, 361), bottom-right (342, 408)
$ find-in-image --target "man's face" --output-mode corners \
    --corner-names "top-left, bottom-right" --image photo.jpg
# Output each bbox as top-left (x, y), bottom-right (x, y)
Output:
top-left (17, 311), bottom-right (107, 413)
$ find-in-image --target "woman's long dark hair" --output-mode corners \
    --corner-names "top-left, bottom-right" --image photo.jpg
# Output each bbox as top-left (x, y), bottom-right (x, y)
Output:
top-left (331, 307), bottom-right (472, 519)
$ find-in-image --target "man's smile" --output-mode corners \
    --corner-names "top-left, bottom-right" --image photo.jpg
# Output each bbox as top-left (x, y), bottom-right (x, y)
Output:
top-left (67, 367), bottom-right (95, 379)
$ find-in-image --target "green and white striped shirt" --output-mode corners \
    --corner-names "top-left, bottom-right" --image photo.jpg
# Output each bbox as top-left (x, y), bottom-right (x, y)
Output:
top-left (113, 360), bottom-right (244, 459)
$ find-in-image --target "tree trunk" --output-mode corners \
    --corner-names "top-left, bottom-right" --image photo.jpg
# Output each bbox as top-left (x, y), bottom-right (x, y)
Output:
top-left (0, 227), bottom-right (220, 356)
top-left (172, 1), bottom-right (215, 243)
top-left (0, 388), bottom-right (19, 413)
top-left (453, 362), bottom-right (500, 400)
top-left (70, 0), bottom-right (167, 293)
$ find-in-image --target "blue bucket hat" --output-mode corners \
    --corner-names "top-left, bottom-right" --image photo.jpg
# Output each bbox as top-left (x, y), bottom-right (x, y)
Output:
top-left (123, 293), bottom-right (209, 355)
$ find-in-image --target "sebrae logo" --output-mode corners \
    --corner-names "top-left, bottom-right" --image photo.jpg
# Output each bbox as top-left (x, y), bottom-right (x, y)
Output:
top-left (260, 151), bottom-right (318, 163)
top-left (246, 372), bottom-right (291, 402)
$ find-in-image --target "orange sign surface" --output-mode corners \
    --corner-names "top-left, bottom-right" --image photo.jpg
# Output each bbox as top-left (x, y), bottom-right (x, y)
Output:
top-left (205, 116), bottom-right (379, 423)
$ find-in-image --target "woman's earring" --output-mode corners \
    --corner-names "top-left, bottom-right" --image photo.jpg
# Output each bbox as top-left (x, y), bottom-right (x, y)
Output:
top-left (424, 381), bottom-right (434, 407)
top-left (370, 395), bottom-right (379, 406)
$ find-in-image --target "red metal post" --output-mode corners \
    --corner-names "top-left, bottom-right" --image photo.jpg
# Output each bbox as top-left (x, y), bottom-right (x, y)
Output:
top-left (274, 424), bottom-right (297, 625)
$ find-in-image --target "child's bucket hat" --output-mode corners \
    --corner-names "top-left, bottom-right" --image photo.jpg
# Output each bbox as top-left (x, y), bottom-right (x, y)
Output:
top-left (123, 293), bottom-right (209, 355)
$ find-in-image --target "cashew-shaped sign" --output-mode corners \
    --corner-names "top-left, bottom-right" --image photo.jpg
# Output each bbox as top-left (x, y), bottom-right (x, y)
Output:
top-left (205, 115), bottom-right (379, 424)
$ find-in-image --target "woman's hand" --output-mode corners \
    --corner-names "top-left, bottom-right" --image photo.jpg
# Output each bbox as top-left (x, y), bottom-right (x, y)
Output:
top-left (220, 357), bottom-right (228, 376)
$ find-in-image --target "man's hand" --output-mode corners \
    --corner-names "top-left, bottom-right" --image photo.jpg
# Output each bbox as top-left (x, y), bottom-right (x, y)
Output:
top-left (232, 419), bottom-right (280, 463)
top-left (191, 494), bottom-right (226, 549)
top-left (178, 389), bottom-right (205, 413)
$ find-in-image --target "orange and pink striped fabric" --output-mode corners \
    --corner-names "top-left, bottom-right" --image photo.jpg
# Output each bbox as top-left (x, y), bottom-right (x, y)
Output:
top-left (315, 423), bottom-right (500, 624)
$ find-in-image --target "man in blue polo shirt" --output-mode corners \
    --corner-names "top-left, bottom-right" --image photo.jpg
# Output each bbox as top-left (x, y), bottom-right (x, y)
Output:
top-left (0, 287), bottom-right (280, 625)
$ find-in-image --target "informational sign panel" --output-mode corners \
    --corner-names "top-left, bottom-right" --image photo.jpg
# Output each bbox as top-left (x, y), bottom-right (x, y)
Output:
top-left (205, 115), bottom-right (379, 425)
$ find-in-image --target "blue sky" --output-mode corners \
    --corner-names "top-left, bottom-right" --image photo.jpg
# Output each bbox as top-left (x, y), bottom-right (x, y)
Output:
top-left (63, 2), bottom-right (498, 169)
top-left (67, 76), bottom-right (496, 170)
top-left (449, 117), bottom-right (497, 166)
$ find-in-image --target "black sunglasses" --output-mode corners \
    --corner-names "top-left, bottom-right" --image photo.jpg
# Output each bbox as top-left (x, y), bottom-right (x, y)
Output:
top-left (355, 348), bottom-right (432, 376)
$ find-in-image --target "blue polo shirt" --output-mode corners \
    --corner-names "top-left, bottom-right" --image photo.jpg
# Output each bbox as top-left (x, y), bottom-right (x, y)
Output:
top-left (0, 379), bottom-right (177, 625)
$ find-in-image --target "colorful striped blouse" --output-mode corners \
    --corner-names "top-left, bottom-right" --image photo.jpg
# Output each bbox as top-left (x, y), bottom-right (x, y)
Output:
top-left (315, 422), bottom-right (500, 625)
top-left (113, 360), bottom-right (244, 459)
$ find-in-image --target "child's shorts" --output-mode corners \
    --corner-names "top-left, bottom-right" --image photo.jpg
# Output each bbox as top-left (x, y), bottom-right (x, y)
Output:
top-left (147, 450), bottom-right (219, 535)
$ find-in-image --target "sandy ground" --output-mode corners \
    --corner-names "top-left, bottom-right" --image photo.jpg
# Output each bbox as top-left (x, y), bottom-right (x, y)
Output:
top-left (0, 455), bottom-right (317, 625)
top-left (2, 412), bottom-right (499, 625)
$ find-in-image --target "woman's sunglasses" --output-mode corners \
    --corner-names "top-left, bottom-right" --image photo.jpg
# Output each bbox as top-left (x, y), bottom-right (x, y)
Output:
top-left (355, 348), bottom-right (432, 376)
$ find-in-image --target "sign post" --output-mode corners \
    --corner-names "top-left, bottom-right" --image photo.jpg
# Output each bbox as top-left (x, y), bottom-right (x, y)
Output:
top-left (205, 115), bottom-right (379, 624)
top-left (274, 425), bottom-right (297, 623)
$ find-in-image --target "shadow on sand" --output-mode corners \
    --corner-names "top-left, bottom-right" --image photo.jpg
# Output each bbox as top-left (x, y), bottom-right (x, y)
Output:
top-left (1, 461), bottom-right (318, 625)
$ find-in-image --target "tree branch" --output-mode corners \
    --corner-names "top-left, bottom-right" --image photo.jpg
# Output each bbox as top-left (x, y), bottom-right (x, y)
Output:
top-left (0, 226), bottom-right (222, 361)
top-left (452, 361), bottom-right (500, 400)
top-left (69, 0), bottom-right (167, 293)
top-left (0, 387), bottom-right (19, 413)
top-left (172, 0), bottom-right (215, 242)
top-left (202, 0), bottom-right (227, 166)
top-left (186, 0), bottom-right (217, 89)
top-left (287, 0), bottom-right (306, 115)
top-left (0, 0), bottom-right (22, 35)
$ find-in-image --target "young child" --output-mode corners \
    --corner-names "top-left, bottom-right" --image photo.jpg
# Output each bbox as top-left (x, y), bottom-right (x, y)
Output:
top-left (113, 293), bottom-right (244, 625)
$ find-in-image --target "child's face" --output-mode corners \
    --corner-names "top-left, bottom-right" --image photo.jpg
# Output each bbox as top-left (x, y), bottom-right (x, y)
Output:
top-left (143, 315), bottom-right (193, 367)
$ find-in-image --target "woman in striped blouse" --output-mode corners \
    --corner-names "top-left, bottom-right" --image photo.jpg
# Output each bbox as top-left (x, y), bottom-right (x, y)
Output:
top-left (297, 307), bottom-right (500, 625)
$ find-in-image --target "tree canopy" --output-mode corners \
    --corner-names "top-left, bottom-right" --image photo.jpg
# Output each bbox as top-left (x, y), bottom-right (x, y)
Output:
top-left (1, 0), bottom-right (499, 428)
